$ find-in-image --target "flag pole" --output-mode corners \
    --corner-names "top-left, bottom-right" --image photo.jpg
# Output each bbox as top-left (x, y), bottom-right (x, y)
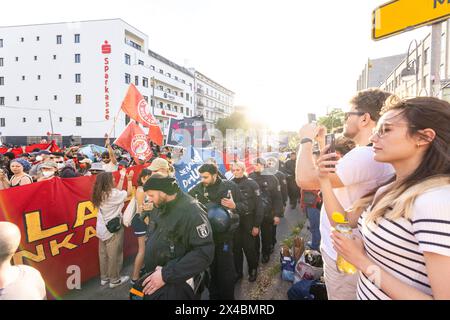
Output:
top-left (108, 105), bottom-right (123, 139)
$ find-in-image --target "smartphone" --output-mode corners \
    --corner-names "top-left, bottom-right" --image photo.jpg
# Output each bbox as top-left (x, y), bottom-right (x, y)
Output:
top-left (307, 113), bottom-right (317, 124)
top-left (325, 134), bottom-right (336, 168)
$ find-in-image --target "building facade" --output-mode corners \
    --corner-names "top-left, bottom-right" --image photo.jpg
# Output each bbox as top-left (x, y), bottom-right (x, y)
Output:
top-left (0, 19), bottom-right (230, 146)
top-left (193, 70), bottom-right (234, 133)
top-left (358, 20), bottom-right (450, 101)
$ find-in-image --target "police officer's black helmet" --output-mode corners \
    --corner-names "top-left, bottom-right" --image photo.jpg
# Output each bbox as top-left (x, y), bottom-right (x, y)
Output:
top-left (207, 204), bottom-right (231, 233)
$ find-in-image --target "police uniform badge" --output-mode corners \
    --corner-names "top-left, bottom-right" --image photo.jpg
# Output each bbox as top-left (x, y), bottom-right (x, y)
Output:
top-left (255, 189), bottom-right (261, 197)
top-left (196, 223), bottom-right (210, 239)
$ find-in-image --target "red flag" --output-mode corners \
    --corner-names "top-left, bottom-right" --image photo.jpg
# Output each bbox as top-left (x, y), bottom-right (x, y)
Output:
top-left (121, 84), bottom-right (163, 146)
top-left (113, 122), bottom-right (153, 162)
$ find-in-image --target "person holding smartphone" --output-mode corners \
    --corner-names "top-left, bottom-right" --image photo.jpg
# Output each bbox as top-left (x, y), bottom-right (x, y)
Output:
top-left (296, 88), bottom-right (395, 300)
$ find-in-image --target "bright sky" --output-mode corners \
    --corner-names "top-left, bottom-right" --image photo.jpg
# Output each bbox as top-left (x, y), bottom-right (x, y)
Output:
top-left (0, 0), bottom-right (431, 131)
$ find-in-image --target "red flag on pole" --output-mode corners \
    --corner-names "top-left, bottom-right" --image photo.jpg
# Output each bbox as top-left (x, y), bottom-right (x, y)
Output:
top-left (121, 84), bottom-right (163, 146)
top-left (113, 122), bottom-right (153, 162)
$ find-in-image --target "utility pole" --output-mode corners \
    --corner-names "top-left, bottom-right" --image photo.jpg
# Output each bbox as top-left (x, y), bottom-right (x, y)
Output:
top-left (48, 109), bottom-right (54, 141)
top-left (430, 22), bottom-right (442, 97)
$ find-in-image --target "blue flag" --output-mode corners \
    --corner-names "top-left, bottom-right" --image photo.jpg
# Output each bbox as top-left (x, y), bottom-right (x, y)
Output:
top-left (173, 146), bottom-right (204, 192)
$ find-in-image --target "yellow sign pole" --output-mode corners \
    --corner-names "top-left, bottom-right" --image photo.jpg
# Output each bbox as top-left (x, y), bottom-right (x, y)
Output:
top-left (373, 0), bottom-right (450, 40)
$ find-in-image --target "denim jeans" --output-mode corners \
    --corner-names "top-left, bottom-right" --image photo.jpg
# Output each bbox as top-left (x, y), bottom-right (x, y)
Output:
top-left (306, 207), bottom-right (321, 251)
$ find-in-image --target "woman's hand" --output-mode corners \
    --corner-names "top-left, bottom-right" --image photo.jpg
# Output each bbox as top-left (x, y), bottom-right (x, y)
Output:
top-left (331, 231), bottom-right (370, 271)
top-left (316, 145), bottom-right (338, 179)
top-left (127, 170), bottom-right (134, 181)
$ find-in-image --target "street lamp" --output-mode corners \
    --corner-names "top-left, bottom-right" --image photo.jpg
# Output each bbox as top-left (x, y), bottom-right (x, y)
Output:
top-left (401, 39), bottom-right (420, 96)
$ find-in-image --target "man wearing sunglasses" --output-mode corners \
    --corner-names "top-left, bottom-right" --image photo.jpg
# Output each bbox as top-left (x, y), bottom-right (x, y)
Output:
top-left (101, 136), bottom-right (118, 172)
top-left (296, 88), bottom-right (395, 300)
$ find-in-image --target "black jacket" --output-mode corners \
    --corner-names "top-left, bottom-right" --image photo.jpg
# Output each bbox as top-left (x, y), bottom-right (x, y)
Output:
top-left (274, 170), bottom-right (288, 206)
top-left (144, 191), bottom-right (215, 285)
top-left (249, 171), bottom-right (284, 218)
top-left (284, 159), bottom-right (296, 178)
top-left (232, 176), bottom-right (264, 231)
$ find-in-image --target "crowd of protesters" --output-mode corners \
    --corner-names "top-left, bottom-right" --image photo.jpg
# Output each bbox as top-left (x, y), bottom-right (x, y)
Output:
top-left (1, 88), bottom-right (450, 301)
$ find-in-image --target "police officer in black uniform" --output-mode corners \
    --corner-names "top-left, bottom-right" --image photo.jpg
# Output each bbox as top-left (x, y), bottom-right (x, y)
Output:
top-left (189, 163), bottom-right (247, 300)
top-left (249, 158), bottom-right (283, 264)
top-left (266, 157), bottom-right (288, 249)
top-left (283, 152), bottom-right (300, 209)
top-left (231, 161), bottom-right (264, 282)
top-left (140, 174), bottom-right (215, 300)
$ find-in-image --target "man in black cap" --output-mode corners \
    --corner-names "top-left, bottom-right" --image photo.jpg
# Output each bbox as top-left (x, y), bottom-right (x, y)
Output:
top-left (141, 174), bottom-right (214, 300)
top-left (249, 158), bottom-right (284, 264)
top-left (284, 152), bottom-right (300, 209)
top-left (189, 163), bottom-right (247, 300)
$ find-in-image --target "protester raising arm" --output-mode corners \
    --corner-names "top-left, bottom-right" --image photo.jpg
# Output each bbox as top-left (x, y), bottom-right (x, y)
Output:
top-left (105, 136), bottom-right (118, 165)
top-left (117, 168), bottom-right (134, 197)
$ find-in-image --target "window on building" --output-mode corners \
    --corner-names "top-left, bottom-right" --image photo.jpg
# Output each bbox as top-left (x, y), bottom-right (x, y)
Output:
top-left (74, 34), bottom-right (80, 43)
top-left (22, 118), bottom-right (26, 123)
top-left (181, 106), bottom-right (184, 114)
top-left (159, 69), bottom-right (163, 74)
top-left (56, 35), bottom-right (62, 44)
top-left (58, 74), bottom-right (62, 79)
top-left (150, 65), bottom-right (155, 70)
top-left (35, 96), bottom-right (38, 101)
top-left (22, 76), bottom-right (25, 80)
top-left (125, 115), bottom-right (130, 126)
top-left (16, 96), bottom-right (20, 101)
top-left (125, 54), bottom-right (131, 65)
top-left (75, 54), bottom-right (81, 63)
top-left (143, 96), bottom-right (148, 102)
top-left (38, 117), bottom-right (42, 123)
top-left (166, 73), bottom-right (171, 78)
top-left (75, 95), bottom-right (82, 104)
top-left (36, 36), bottom-right (40, 41)
top-left (159, 102), bottom-right (163, 109)
top-left (167, 104), bottom-right (171, 111)
top-left (15, 57), bottom-right (19, 62)
top-left (174, 106), bottom-right (178, 112)
top-left (186, 107), bottom-right (190, 116)
top-left (186, 93), bottom-right (190, 101)
top-left (34, 56), bottom-right (37, 61)
top-left (0, 118), bottom-right (5, 127)
top-left (59, 117), bottom-right (63, 122)
top-left (0, 58), bottom-right (3, 67)
top-left (138, 60), bottom-right (144, 65)
top-left (180, 92), bottom-right (184, 98)
top-left (0, 97), bottom-right (4, 105)
top-left (167, 88), bottom-right (171, 94)
top-left (143, 77), bottom-right (148, 88)
top-left (76, 117), bottom-right (82, 126)
top-left (182, 79), bottom-right (186, 84)
top-left (75, 74), bottom-right (81, 83)
top-left (0, 77), bottom-right (4, 86)
top-left (424, 48), bottom-right (430, 65)
top-left (53, 55), bottom-right (57, 60)
top-left (21, 37), bottom-right (24, 42)
top-left (37, 75), bottom-right (41, 80)
top-left (125, 73), bottom-right (131, 84)
top-left (158, 85), bottom-right (163, 91)
top-left (0, 39), bottom-right (3, 48)
top-left (135, 76), bottom-right (139, 86)
top-left (54, 95), bottom-right (57, 101)
top-left (150, 99), bottom-right (154, 107)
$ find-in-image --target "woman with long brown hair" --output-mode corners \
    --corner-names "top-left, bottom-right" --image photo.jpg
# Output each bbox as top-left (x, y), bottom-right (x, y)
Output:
top-left (92, 168), bottom-right (134, 289)
top-left (317, 96), bottom-right (450, 299)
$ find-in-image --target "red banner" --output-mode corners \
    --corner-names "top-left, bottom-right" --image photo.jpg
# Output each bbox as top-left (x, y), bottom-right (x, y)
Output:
top-left (0, 166), bottom-right (145, 299)
top-left (0, 141), bottom-right (61, 157)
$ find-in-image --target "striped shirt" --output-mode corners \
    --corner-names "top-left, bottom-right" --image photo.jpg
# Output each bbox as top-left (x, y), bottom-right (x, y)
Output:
top-left (357, 185), bottom-right (450, 300)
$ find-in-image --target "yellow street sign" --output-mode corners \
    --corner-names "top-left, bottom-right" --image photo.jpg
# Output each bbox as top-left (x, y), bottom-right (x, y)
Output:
top-left (373, 0), bottom-right (450, 40)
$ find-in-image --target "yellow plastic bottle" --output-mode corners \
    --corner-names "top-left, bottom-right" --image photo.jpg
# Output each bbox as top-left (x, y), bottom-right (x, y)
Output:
top-left (332, 212), bottom-right (357, 275)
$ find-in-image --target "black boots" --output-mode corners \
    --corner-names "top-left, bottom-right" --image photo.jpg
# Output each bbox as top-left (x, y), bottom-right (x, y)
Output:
top-left (248, 269), bottom-right (257, 282)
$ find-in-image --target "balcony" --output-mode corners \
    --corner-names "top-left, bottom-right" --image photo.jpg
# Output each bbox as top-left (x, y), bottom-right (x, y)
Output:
top-left (124, 39), bottom-right (144, 53)
top-left (152, 71), bottom-right (186, 90)
top-left (153, 88), bottom-right (187, 105)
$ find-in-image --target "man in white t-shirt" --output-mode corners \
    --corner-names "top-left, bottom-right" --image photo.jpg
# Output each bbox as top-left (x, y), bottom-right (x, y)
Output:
top-left (296, 88), bottom-right (395, 300)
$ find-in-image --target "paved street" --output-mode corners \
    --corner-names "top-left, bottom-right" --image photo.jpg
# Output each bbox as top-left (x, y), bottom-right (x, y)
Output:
top-left (64, 204), bottom-right (310, 300)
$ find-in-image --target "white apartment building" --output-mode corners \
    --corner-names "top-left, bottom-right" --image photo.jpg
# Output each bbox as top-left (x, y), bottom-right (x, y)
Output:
top-left (194, 70), bottom-right (234, 133)
top-left (0, 19), bottom-right (196, 146)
